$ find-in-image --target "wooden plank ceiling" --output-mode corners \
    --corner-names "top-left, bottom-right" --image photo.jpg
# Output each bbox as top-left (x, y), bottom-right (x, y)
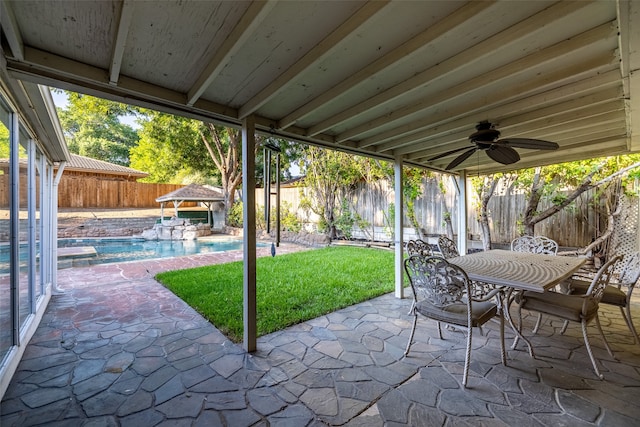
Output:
top-left (2, 0), bottom-right (639, 174)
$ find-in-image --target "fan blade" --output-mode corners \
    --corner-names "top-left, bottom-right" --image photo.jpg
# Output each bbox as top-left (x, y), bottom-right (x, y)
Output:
top-left (446, 147), bottom-right (478, 170)
top-left (486, 145), bottom-right (520, 165)
top-left (497, 138), bottom-right (559, 150)
top-left (428, 146), bottom-right (474, 161)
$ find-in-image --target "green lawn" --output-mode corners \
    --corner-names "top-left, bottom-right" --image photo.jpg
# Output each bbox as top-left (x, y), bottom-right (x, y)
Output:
top-left (156, 246), bottom-right (396, 342)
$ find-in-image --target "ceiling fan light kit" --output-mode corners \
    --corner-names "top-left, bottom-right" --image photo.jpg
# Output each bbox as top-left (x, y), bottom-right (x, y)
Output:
top-left (429, 121), bottom-right (559, 170)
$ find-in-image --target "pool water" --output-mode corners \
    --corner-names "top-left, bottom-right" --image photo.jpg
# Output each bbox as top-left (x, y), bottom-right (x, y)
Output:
top-left (56, 238), bottom-right (267, 269)
top-left (0, 238), bottom-right (267, 273)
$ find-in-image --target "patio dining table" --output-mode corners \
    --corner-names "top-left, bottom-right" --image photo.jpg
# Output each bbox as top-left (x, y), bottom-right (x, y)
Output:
top-left (448, 249), bottom-right (586, 356)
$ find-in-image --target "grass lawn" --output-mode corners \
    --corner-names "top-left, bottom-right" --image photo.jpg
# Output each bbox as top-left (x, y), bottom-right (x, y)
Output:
top-left (156, 246), bottom-right (396, 342)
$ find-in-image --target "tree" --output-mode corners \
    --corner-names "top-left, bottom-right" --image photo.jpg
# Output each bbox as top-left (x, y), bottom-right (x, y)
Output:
top-left (56, 91), bottom-right (139, 166)
top-left (517, 157), bottom-right (640, 236)
top-left (131, 110), bottom-right (305, 223)
top-left (470, 174), bottom-right (499, 250)
top-left (298, 147), bottom-right (363, 239)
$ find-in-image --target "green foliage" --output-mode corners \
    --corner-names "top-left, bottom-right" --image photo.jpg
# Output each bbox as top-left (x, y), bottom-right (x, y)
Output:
top-left (383, 202), bottom-right (395, 239)
top-left (56, 91), bottom-right (139, 165)
top-left (298, 147), bottom-right (366, 238)
top-left (227, 201), bottom-right (244, 227)
top-left (229, 201), bottom-right (302, 232)
top-left (156, 246), bottom-right (395, 342)
top-left (0, 125), bottom-right (9, 158)
top-left (130, 111), bottom-right (214, 183)
top-left (279, 201), bottom-right (303, 232)
top-left (333, 198), bottom-right (369, 239)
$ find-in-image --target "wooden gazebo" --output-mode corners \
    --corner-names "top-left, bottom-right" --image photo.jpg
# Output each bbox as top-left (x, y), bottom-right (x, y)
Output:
top-left (155, 184), bottom-right (225, 227)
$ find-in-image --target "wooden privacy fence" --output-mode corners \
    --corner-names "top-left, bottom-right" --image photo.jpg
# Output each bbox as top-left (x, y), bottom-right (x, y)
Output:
top-left (58, 176), bottom-right (196, 208)
top-left (0, 175), bottom-right (195, 209)
top-left (258, 178), bottom-right (619, 248)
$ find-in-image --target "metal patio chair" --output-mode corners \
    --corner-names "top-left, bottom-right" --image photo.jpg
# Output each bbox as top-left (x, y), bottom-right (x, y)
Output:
top-left (406, 239), bottom-right (433, 257)
top-left (511, 235), bottom-right (559, 333)
top-left (404, 255), bottom-right (505, 387)
top-left (437, 235), bottom-right (460, 259)
top-left (515, 254), bottom-right (622, 379)
top-left (511, 235), bottom-right (558, 255)
top-left (565, 251), bottom-right (640, 344)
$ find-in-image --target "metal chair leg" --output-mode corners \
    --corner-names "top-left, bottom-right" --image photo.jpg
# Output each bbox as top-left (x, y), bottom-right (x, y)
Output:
top-left (532, 313), bottom-right (543, 334)
top-left (581, 319), bottom-right (604, 380)
top-left (621, 305), bottom-right (640, 344)
top-left (499, 312), bottom-right (506, 365)
top-left (462, 327), bottom-right (472, 388)
top-left (594, 314), bottom-right (615, 359)
top-left (404, 314), bottom-right (418, 356)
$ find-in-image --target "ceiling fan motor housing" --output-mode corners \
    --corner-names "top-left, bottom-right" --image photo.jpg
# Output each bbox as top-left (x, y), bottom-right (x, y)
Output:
top-left (470, 122), bottom-right (500, 143)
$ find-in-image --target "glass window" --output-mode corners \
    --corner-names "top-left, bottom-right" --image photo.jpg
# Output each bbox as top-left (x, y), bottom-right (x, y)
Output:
top-left (0, 100), bottom-right (11, 363)
top-left (18, 128), bottom-right (29, 329)
top-left (35, 150), bottom-right (42, 300)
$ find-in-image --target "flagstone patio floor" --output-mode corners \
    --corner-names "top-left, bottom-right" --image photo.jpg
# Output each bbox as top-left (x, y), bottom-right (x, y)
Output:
top-left (2, 243), bottom-right (640, 426)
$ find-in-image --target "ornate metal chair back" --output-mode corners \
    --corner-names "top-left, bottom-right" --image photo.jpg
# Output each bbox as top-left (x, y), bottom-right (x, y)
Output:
top-left (511, 235), bottom-right (558, 255)
top-left (406, 239), bottom-right (432, 257)
top-left (437, 235), bottom-right (460, 259)
top-left (404, 255), bottom-right (470, 308)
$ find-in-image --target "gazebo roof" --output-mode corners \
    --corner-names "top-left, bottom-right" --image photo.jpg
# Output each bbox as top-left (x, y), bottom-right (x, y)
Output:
top-left (155, 184), bottom-right (225, 204)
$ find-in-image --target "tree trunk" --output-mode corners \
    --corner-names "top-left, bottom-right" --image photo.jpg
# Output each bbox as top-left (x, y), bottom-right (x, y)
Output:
top-left (479, 176), bottom-right (498, 250)
top-left (523, 167), bottom-right (544, 236)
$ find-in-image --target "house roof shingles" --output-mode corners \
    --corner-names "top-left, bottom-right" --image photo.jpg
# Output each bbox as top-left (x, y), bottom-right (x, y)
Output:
top-left (63, 154), bottom-right (148, 177)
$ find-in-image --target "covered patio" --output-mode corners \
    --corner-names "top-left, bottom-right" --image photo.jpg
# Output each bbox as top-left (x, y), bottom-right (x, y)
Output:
top-left (3, 0), bottom-right (640, 353)
top-left (1, 248), bottom-right (639, 425)
top-left (2, 1), bottom-right (640, 421)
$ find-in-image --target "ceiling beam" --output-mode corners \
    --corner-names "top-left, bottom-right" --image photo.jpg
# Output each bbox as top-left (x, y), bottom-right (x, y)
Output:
top-left (474, 137), bottom-right (629, 174)
top-left (379, 85), bottom-right (623, 156)
top-left (276, 0), bottom-right (495, 130)
top-left (186, 1), bottom-right (276, 107)
top-left (0, 0), bottom-right (24, 60)
top-left (408, 111), bottom-right (625, 166)
top-left (355, 55), bottom-right (616, 155)
top-left (109, 0), bottom-right (135, 85)
top-left (306, 1), bottom-right (593, 137)
top-left (619, 0), bottom-right (640, 152)
top-left (237, 0), bottom-right (390, 119)
top-left (421, 97), bottom-right (625, 153)
top-left (336, 23), bottom-right (616, 143)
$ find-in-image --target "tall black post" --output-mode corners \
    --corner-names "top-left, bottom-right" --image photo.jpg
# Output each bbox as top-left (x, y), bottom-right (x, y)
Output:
top-left (276, 152), bottom-right (281, 247)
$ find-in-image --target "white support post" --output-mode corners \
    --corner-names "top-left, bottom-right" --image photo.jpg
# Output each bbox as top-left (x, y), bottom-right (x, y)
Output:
top-left (52, 162), bottom-right (65, 293)
top-left (456, 170), bottom-right (468, 255)
top-left (394, 157), bottom-right (404, 298)
top-left (242, 116), bottom-right (257, 352)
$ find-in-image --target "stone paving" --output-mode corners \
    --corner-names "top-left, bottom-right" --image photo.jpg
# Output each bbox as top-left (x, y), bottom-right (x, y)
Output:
top-left (1, 244), bottom-right (640, 426)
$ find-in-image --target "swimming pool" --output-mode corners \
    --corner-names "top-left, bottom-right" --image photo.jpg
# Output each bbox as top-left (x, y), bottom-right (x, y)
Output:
top-left (0, 238), bottom-right (267, 272)
top-left (56, 237), bottom-right (269, 269)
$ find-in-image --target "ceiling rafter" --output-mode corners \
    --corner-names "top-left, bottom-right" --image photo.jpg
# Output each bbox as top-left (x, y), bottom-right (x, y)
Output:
top-left (400, 93), bottom-right (623, 160)
top-left (337, 23), bottom-right (616, 143)
top-left (366, 69), bottom-right (622, 152)
top-left (186, 1), bottom-right (276, 107)
top-left (305, 1), bottom-right (593, 138)
top-left (0, 0), bottom-right (24, 60)
top-left (350, 54), bottom-right (614, 154)
top-left (424, 114), bottom-right (627, 168)
top-left (109, 0), bottom-right (135, 85)
top-left (237, 0), bottom-right (390, 119)
top-left (618, 0), bottom-right (640, 152)
top-left (476, 137), bottom-right (628, 173)
top-left (276, 0), bottom-right (495, 130)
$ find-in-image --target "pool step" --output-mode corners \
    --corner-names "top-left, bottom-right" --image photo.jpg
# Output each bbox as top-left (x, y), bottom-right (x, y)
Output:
top-left (57, 246), bottom-right (97, 259)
